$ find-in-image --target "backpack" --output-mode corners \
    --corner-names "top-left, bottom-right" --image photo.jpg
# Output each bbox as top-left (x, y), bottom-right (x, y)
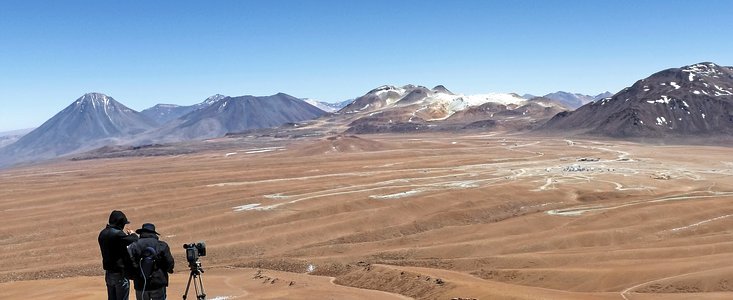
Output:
top-left (127, 242), bottom-right (159, 281)
top-left (138, 246), bottom-right (158, 281)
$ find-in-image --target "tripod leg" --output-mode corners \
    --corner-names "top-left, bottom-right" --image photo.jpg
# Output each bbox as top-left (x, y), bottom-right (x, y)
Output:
top-left (196, 272), bottom-right (206, 300)
top-left (182, 272), bottom-right (194, 300)
top-left (193, 274), bottom-right (199, 299)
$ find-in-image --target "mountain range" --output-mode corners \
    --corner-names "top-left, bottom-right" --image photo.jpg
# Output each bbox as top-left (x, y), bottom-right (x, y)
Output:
top-left (302, 98), bottom-right (353, 113)
top-left (141, 94), bottom-right (227, 124)
top-left (138, 93), bottom-right (327, 143)
top-left (2, 61), bottom-right (732, 169)
top-left (0, 92), bottom-right (328, 167)
top-left (523, 91), bottom-right (613, 109)
top-left (339, 84), bottom-right (567, 133)
top-left (0, 93), bottom-right (158, 166)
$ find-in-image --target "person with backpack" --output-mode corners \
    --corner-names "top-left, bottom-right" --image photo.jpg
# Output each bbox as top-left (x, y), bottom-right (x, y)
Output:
top-left (99, 210), bottom-right (139, 300)
top-left (127, 223), bottom-right (175, 300)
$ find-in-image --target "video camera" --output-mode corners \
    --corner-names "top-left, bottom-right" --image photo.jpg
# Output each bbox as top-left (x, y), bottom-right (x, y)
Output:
top-left (182, 241), bottom-right (207, 299)
top-left (183, 241), bottom-right (206, 269)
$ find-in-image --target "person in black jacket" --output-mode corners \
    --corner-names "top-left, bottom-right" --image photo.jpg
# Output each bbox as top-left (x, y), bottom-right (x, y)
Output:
top-left (99, 210), bottom-right (139, 300)
top-left (127, 223), bottom-right (175, 300)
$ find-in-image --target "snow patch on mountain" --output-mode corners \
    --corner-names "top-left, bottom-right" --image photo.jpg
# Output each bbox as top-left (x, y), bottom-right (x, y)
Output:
top-left (202, 94), bottom-right (227, 106)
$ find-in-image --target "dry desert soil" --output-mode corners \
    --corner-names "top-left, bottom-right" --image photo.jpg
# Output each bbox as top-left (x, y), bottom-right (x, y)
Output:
top-left (2, 133), bottom-right (733, 299)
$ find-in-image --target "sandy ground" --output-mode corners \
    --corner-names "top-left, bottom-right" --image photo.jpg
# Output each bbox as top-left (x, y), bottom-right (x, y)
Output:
top-left (2, 133), bottom-right (733, 299)
top-left (0, 267), bottom-right (411, 300)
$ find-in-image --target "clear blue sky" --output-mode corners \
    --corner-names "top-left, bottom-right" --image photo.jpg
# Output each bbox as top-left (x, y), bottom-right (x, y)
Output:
top-left (1, 0), bottom-right (732, 132)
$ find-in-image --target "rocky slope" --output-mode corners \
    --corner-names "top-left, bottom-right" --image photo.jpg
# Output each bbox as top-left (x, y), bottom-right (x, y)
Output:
top-left (541, 62), bottom-right (733, 137)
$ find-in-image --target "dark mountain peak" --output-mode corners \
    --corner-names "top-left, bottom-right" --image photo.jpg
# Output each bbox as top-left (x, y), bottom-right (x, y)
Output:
top-left (527, 96), bottom-right (554, 102)
top-left (679, 62), bottom-right (733, 83)
top-left (273, 92), bottom-right (299, 100)
top-left (549, 91), bottom-right (575, 96)
top-left (629, 62), bottom-right (733, 99)
top-left (540, 61), bottom-right (733, 137)
top-left (527, 96), bottom-right (571, 109)
top-left (226, 93), bottom-right (299, 102)
top-left (142, 94), bottom-right (227, 125)
top-left (594, 92), bottom-right (613, 101)
top-left (151, 103), bottom-right (180, 109)
top-left (543, 91), bottom-right (596, 109)
top-left (681, 62), bottom-right (722, 73)
top-left (432, 85), bottom-right (453, 94)
top-left (341, 85), bottom-right (410, 113)
top-left (397, 86), bottom-right (431, 105)
top-left (144, 92), bottom-right (326, 142)
top-left (368, 85), bottom-right (398, 94)
top-left (647, 62), bottom-right (732, 81)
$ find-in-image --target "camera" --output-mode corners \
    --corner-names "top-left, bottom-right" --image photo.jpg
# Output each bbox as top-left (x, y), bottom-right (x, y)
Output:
top-left (182, 241), bottom-right (207, 299)
top-left (183, 241), bottom-right (206, 265)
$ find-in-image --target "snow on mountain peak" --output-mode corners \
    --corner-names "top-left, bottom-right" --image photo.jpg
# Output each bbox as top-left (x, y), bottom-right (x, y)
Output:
top-left (417, 89), bottom-right (527, 116)
top-left (203, 94), bottom-right (227, 105)
top-left (301, 98), bottom-right (352, 113)
top-left (75, 92), bottom-right (116, 112)
top-left (681, 62), bottom-right (722, 79)
top-left (369, 85), bottom-right (397, 93)
top-left (463, 93), bottom-right (526, 106)
top-left (373, 85), bottom-right (406, 97)
top-left (78, 92), bottom-right (109, 102)
top-left (302, 98), bottom-right (334, 112)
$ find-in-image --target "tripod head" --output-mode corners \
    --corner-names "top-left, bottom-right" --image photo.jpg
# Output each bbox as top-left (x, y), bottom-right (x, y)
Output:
top-left (188, 259), bottom-right (204, 274)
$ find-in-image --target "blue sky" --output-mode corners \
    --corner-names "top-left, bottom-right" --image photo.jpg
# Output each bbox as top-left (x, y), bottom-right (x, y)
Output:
top-left (1, 0), bottom-right (732, 131)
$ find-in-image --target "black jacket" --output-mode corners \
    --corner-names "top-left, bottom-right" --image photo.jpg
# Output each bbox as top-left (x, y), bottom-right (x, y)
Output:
top-left (128, 233), bottom-right (175, 291)
top-left (98, 214), bottom-right (139, 274)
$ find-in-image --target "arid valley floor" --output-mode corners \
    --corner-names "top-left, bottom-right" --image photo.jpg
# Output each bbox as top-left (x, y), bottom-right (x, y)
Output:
top-left (2, 133), bottom-right (733, 299)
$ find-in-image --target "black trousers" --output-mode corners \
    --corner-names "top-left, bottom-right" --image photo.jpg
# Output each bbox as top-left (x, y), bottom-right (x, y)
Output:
top-left (105, 271), bottom-right (130, 300)
top-left (135, 287), bottom-right (167, 300)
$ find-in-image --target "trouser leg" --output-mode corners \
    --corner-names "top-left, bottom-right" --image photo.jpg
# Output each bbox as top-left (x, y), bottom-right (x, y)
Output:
top-left (136, 287), bottom-right (167, 300)
top-left (105, 271), bottom-right (130, 300)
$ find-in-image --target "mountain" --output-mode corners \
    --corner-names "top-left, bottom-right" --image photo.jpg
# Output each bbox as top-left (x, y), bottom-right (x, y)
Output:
top-left (541, 91), bottom-right (612, 109)
top-left (139, 93), bottom-right (327, 142)
top-left (141, 94), bottom-right (226, 124)
top-left (340, 85), bottom-right (526, 117)
top-left (0, 128), bottom-right (34, 148)
top-left (593, 91), bottom-right (614, 101)
top-left (302, 98), bottom-right (353, 113)
top-left (446, 97), bottom-right (569, 131)
top-left (338, 84), bottom-right (551, 133)
top-left (0, 93), bottom-right (157, 167)
top-left (0, 128), bottom-right (34, 137)
top-left (541, 62), bottom-right (733, 137)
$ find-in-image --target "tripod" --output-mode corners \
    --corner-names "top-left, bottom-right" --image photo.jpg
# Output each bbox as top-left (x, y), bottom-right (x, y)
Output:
top-left (182, 261), bottom-right (206, 300)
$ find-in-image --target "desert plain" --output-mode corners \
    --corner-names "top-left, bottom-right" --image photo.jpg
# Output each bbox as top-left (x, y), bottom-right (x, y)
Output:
top-left (2, 133), bottom-right (733, 299)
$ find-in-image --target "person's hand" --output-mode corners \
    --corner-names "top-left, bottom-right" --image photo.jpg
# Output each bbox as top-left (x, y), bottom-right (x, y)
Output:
top-left (124, 227), bottom-right (133, 235)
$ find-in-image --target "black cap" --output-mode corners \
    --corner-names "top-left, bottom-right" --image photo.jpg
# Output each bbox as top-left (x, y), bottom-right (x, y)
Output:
top-left (135, 223), bottom-right (160, 235)
top-left (109, 210), bottom-right (130, 227)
